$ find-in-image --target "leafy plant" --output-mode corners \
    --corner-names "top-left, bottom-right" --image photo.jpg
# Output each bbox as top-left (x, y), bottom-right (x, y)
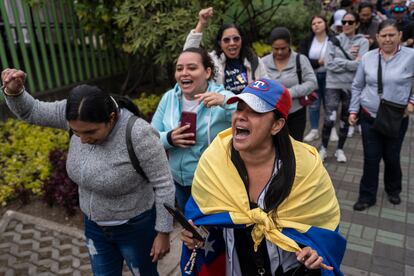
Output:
top-left (0, 120), bottom-right (68, 205)
top-left (42, 149), bottom-right (79, 216)
top-left (133, 93), bottom-right (161, 122)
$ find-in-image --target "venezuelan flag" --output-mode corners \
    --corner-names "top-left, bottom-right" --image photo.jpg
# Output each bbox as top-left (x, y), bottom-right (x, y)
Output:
top-left (181, 128), bottom-right (346, 276)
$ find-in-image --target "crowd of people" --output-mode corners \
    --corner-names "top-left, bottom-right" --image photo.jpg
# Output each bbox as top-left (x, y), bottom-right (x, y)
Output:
top-left (1, 0), bottom-right (414, 275)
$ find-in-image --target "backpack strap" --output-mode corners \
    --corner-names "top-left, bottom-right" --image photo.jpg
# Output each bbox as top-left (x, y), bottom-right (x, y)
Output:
top-left (296, 54), bottom-right (303, 84)
top-left (126, 115), bottom-right (149, 181)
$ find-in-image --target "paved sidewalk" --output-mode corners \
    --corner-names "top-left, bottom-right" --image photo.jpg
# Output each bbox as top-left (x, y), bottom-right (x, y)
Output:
top-left (0, 117), bottom-right (412, 275)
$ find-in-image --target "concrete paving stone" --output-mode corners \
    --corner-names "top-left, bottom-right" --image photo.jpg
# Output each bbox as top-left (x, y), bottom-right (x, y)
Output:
top-left (373, 242), bottom-right (405, 262)
top-left (346, 242), bottom-right (373, 255)
top-left (407, 212), bottom-right (414, 224)
top-left (406, 265), bottom-right (414, 276)
top-left (362, 226), bottom-right (377, 241)
top-left (376, 230), bottom-right (404, 248)
top-left (341, 264), bottom-right (369, 276)
top-left (349, 224), bottom-right (364, 238)
top-left (351, 213), bottom-right (379, 229)
top-left (404, 249), bottom-right (414, 266)
top-left (341, 209), bottom-right (353, 222)
top-left (370, 256), bottom-right (405, 276)
top-left (406, 236), bottom-right (414, 251)
top-left (407, 224), bottom-right (414, 236)
top-left (380, 208), bottom-right (406, 223)
top-left (347, 236), bottom-right (375, 249)
top-left (377, 218), bottom-right (406, 235)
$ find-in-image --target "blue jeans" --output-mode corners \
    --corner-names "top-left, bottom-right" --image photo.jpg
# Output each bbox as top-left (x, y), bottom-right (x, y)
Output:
top-left (357, 115), bottom-right (409, 204)
top-left (175, 181), bottom-right (191, 211)
top-left (308, 72), bottom-right (326, 130)
top-left (84, 207), bottom-right (158, 276)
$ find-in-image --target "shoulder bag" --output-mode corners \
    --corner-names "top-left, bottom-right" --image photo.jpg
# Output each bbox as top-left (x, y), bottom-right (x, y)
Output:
top-left (371, 51), bottom-right (407, 138)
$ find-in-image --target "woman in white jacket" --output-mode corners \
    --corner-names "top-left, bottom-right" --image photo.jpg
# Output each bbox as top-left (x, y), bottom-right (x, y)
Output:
top-left (184, 7), bottom-right (268, 94)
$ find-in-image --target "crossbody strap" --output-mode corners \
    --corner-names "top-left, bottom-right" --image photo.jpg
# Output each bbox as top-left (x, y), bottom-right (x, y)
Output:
top-left (126, 115), bottom-right (149, 181)
top-left (377, 50), bottom-right (383, 95)
top-left (295, 54), bottom-right (303, 84)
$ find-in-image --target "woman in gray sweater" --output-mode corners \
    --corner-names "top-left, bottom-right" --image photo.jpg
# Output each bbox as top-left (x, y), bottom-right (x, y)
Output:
top-left (319, 12), bottom-right (369, 163)
top-left (262, 27), bottom-right (318, 141)
top-left (1, 68), bottom-right (175, 276)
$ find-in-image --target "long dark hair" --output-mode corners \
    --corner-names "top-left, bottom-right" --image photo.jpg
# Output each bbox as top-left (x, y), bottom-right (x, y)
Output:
top-left (231, 110), bottom-right (296, 214)
top-left (213, 23), bottom-right (257, 64)
top-left (180, 47), bottom-right (216, 81)
top-left (66, 84), bottom-right (140, 122)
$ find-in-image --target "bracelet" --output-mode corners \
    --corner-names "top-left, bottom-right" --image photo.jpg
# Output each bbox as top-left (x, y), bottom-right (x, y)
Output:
top-left (2, 85), bottom-right (25, 97)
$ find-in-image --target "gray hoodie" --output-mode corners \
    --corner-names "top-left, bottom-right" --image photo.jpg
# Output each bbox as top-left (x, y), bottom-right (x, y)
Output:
top-left (325, 33), bottom-right (369, 90)
top-left (5, 92), bottom-right (175, 233)
top-left (262, 51), bottom-right (318, 113)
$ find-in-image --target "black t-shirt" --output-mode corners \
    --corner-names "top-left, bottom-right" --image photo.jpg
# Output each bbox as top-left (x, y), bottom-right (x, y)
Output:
top-left (224, 58), bottom-right (248, 94)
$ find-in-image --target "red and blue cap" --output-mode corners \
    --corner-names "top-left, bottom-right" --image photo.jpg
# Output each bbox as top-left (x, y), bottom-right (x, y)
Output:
top-left (227, 79), bottom-right (292, 119)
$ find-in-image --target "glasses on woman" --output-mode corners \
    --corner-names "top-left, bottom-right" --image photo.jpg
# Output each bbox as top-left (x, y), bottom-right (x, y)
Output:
top-left (341, 20), bottom-right (356, 25)
top-left (392, 6), bottom-right (407, 13)
top-left (221, 35), bottom-right (241, 44)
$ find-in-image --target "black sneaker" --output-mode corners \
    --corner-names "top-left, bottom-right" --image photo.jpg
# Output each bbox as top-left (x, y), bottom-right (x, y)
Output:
top-left (388, 195), bottom-right (401, 205)
top-left (353, 201), bottom-right (375, 211)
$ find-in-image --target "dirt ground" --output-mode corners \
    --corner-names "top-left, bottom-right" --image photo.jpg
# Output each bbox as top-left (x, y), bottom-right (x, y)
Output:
top-left (0, 197), bottom-right (84, 229)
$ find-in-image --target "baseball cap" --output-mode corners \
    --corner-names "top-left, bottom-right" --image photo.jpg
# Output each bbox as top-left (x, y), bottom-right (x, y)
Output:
top-left (227, 79), bottom-right (292, 119)
top-left (333, 9), bottom-right (347, 27)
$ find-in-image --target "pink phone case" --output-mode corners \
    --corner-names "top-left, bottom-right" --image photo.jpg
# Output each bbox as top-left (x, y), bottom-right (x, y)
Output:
top-left (180, 111), bottom-right (196, 141)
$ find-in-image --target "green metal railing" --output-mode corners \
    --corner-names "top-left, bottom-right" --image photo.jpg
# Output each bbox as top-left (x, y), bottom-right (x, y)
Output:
top-left (0, 0), bottom-right (126, 101)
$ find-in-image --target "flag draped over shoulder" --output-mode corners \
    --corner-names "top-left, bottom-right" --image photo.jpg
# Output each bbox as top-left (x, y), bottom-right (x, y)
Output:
top-left (182, 128), bottom-right (346, 276)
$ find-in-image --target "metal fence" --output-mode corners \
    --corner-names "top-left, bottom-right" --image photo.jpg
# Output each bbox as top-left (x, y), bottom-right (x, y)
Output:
top-left (0, 0), bottom-right (126, 101)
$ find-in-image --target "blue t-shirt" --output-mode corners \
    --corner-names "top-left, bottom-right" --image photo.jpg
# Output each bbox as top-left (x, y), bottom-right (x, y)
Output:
top-left (224, 58), bottom-right (248, 94)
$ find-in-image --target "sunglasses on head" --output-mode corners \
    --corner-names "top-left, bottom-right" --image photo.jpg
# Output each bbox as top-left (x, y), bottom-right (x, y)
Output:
top-left (342, 20), bottom-right (356, 25)
top-left (222, 35), bottom-right (241, 44)
top-left (392, 6), bottom-right (406, 13)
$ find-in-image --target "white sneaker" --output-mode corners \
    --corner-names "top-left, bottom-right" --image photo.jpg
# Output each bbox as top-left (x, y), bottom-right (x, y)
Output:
top-left (304, 129), bottom-right (319, 142)
top-left (319, 146), bottom-right (327, 162)
top-left (347, 126), bottom-right (355, 138)
top-left (335, 149), bottom-right (347, 163)
top-left (330, 128), bottom-right (339, 141)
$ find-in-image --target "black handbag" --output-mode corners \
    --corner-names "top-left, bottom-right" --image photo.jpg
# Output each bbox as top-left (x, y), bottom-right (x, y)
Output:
top-left (371, 52), bottom-right (406, 138)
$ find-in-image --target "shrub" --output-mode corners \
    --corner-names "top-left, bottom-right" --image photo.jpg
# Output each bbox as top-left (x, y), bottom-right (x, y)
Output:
top-left (133, 93), bottom-right (161, 122)
top-left (42, 149), bottom-right (79, 216)
top-left (0, 120), bottom-right (69, 205)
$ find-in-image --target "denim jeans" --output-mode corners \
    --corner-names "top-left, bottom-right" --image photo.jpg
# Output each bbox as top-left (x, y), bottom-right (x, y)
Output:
top-left (175, 181), bottom-right (192, 211)
top-left (308, 72), bottom-right (326, 130)
top-left (357, 115), bottom-right (409, 204)
top-left (84, 207), bottom-right (158, 276)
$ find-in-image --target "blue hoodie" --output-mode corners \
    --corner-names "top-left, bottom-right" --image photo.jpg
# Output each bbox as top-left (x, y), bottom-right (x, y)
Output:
top-left (151, 81), bottom-right (235, 186)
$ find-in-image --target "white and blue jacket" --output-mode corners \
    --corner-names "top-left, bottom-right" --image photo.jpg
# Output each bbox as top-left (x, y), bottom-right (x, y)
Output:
top-left (151, 81), bottom-right (235, 186)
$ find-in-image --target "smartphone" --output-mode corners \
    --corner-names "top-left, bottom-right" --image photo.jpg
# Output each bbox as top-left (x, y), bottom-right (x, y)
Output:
top-left (163, 203), bottom-right (208, 241)
top-left (180, 111), bottom-right (197, 141)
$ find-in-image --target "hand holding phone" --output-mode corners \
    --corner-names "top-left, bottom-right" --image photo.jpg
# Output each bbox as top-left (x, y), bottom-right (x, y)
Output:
top-left (180, 111), bottom-right (197, 141)
top-left (164, 203), bottom-right (208, 241)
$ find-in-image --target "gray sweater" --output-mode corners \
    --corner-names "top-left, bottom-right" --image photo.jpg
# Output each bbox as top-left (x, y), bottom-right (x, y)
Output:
top-left (350, 47), bottom-right (414, 117)
top-left (262, 51), bottom-right (318, 113)
top-left (5, 92), bottom-right (175, 233)
top-left (325, 33), bottom-right (369, 90)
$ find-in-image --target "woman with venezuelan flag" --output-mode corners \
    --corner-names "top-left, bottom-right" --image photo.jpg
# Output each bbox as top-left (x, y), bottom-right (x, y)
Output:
top-left (181, 79), bottom-right (346, 275)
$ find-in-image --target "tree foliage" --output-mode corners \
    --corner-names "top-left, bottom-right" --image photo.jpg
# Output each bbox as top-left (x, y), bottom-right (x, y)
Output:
top-left (73, 0), bottom-right (319, 93)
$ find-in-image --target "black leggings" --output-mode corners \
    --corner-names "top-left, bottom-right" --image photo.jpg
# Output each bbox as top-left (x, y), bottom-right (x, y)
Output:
top-left (321, 88), bottom-right (351, 149)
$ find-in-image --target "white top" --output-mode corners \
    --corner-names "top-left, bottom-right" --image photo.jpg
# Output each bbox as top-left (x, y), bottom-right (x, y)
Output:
top-left (309, 36), bottom-right (328, 73)
top-left (182, 96), bottom-right (200, 112)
